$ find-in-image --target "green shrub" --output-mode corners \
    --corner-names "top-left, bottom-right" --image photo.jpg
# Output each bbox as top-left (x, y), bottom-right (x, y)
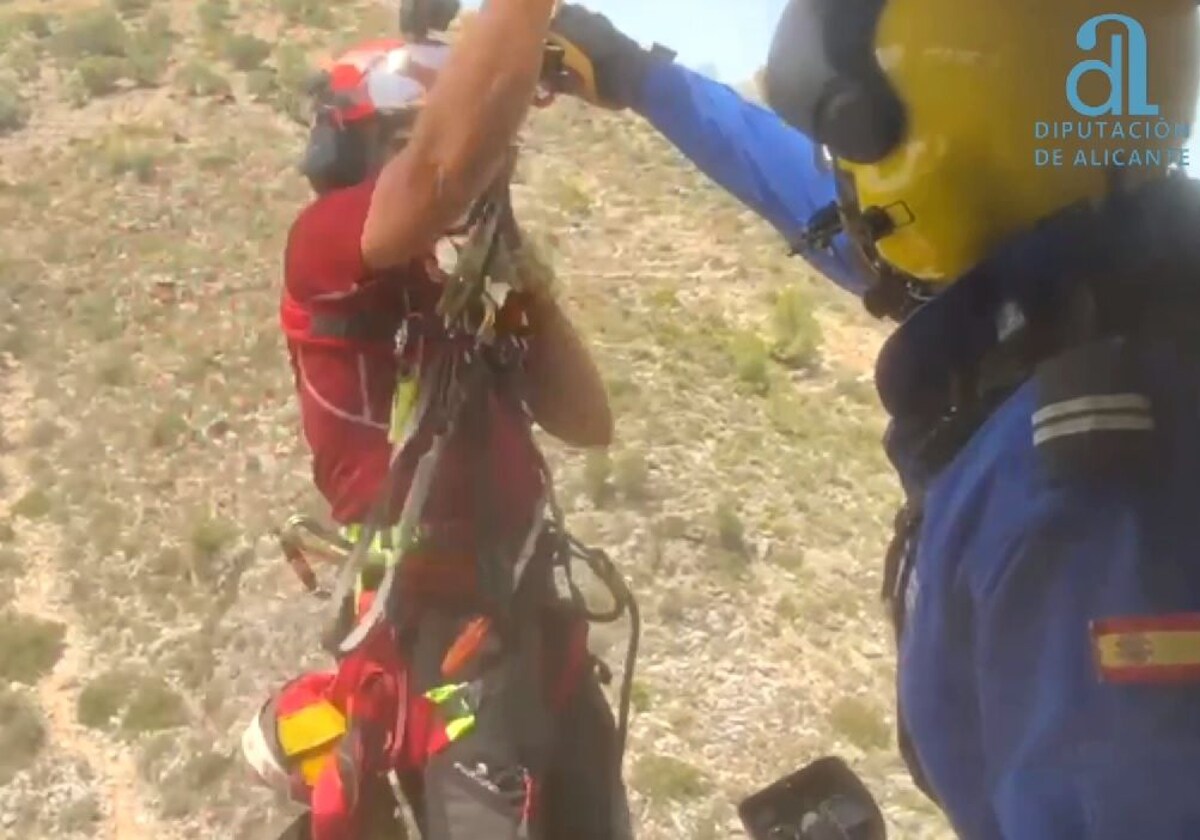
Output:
top-left (270, 43), bottom-right (312, 121)
top-left (189, 514), bottom-right (235, 558)
top-left (121, 676), bottom-right (187, 734)
top-left (222, 33), bottom-right (270, 71)
top-left (0, 686), bottom-right (45, 783)
top-left (244, 67), bottom-right (277, 101)
top-left (102, 139), bottom-right (159, 183)
top-left (5, 39), bottom-right (40, 81)
top-left (12, 488), bottom-right (50, 519)
top-left (49, 8), bottom-right (129, 59)
top-left (276, 0), bottom-right (334, 28)
top-left (114, 0), bottom-right (154, 16)
top-left (582, 449), bottom-right (612, 506)
top-left (829, 696), bottom-right (891, 751)
top-left (78, 669), bottom-right (135, 729)
top-left (727, 330), bottom-right (770, 392)
top-left (713, 498), bottom-right (745, 552)
top-left (633, 754), bottom-right (711, 803)
top-left (0, 610), bottom-right (65, 683)
top-left (143, 8), bottom-right (172, 40)
top-left (73, 55), bottom-right (127, 97)
top-left (1, 12), bottom-right (53, 44)
top-left (175, 60), bottom-right (230, 97)
top-left (613, 449), bottom-right (650, 502)
top-left (126, 35), bottom-right (170, 86)
top-left (196, 0), bottom-right (230, 37)
top-left (771, 284), bottom-right (822, 369)
top-left (0, 81), bottom-right (28, 135)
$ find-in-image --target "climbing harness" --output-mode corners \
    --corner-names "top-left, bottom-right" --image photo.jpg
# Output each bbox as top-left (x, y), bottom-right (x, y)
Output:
top-left (270, 165), bottom-right (642, 838)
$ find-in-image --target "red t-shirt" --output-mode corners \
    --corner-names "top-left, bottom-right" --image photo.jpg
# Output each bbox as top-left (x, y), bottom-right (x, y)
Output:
top-left (282, 179), bottom-right (545, 553)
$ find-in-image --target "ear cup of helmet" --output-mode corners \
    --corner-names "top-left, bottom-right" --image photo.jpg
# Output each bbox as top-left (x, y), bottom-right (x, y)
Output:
top-left (765, 0), bottom-right (906, 164)
top-left (300, 114), bottom-right (370, 193)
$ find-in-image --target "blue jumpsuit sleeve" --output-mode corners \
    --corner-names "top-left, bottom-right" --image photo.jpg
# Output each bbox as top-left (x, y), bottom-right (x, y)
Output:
top-left (967, 399), bottom-right (1200, 838)
top-left (633, 60), bottom-right (870, 297)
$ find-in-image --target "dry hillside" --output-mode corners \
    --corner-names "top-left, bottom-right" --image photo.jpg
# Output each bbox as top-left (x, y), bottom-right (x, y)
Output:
top-left (0, 1), bottom-right (952, 838)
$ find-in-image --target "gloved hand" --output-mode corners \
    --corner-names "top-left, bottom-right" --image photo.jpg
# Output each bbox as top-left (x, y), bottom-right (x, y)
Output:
top-left (548, 4), bottom-right (669, 110)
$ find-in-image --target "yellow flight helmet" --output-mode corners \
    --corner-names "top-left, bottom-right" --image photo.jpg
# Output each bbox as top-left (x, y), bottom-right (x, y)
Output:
top-left (765, 0), bottom-right (1199, 292)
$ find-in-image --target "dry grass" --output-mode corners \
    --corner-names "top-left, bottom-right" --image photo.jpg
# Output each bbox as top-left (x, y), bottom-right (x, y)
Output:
top-left (0, 1), bottom-right (948, 836)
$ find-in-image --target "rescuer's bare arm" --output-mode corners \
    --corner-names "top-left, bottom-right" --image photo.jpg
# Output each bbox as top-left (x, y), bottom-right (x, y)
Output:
top-left (361, 0), bottom-right (558, 269)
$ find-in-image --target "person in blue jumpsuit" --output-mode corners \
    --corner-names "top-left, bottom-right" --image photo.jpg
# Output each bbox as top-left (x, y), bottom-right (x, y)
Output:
top-left (549, 1), bottom-right (1200, 837)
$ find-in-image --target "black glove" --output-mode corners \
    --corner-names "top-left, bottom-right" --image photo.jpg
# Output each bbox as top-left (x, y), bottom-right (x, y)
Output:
top-left (548, 4), bottom-right (674, 110)
top-left (399, 0), bottom-right (460, 40)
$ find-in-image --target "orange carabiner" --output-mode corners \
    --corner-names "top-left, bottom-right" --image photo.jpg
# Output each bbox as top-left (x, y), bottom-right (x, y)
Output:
top-left (441, 615), bottom-right (492, 678)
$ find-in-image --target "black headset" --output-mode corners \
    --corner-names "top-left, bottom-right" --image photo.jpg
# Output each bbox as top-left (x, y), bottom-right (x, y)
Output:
top-left (299, 71), bottom-right (372, 192)
top-left (764, 0), bottom-right (905, 165)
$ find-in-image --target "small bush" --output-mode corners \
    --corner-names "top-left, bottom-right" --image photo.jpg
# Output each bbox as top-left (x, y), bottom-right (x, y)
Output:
top-left (143, 8), bottom-right (172, 40)
top-left (126, 35), bottom-right (170, 86)
top-left (114, 0), bottom-right (154, 17)
top-left (613, 449), bottom-right (650, 502)
top-left (727, 331), bottom-right (770, 393)
top-left (0, 81), bottom-right (28, 135)
top-left (78, 669), bottom-right (136, 729)
top-left (95, 347), bottom-right (135, 383)
top-left (829, 696), bottom-right (891, 751)
top-left (713, 498), bottom-right (745, 552)
top-left (244, 67), bottom-right (277, 101)
top-left (276, 0), bottom-right (334, 28)
top-left (270, 43), bottom-right (312, 121)
top-left (73, 54), bottom-right (127, 97)
top-left (633, 754), bottom-right (711, 803)
top-left (0, 686), bottom-right (45, 783)
top-left (0, 610), bottom-right (65, 683)
top-left (189, 514), bottom-right (235, 559)
top-left (121, 676), bottom-right (187, 734)
top-left (771, 285), bottom-right (822, 369)
top-left (50, 8), bottom-right (129, 59)
top-left (222, 32), bottom-right (270, 71)
top-left (1, 12), bottom-right (53, 43)
top-left (582, 449), bottom-right (612, 507)
top-left (12, 488), bottom-right (51, 519)
top-left (103, 139), bottom-right (160, 182)
top-left (551, 173), bottom-right (592, 215)
top-left (196, 0), bottom-right (230, 37)
top-left (149, 411), bottom-right (188, 448)
top-left (157, 749), bottom-right (233, 817)
top-left (175, 60), bottom-right (230, 98)
top-left (58, 796), bottom-right (102, 833)
top-left (5, 39), bottom-right (40, 81)
top-left (630, 680), bottom-right (652, 712)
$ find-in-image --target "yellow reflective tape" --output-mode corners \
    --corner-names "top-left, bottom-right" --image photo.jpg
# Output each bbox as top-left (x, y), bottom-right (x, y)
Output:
top-left (339, 526), bottom-right (396, 570)
top-left (389, 376), bottom-right (420, 444)
top-left (425, 682), bottom-right (469, 705)
top-left (276, 701), bottom-right (347, 759)
top-left (444, 714), bottom-right (475, 743)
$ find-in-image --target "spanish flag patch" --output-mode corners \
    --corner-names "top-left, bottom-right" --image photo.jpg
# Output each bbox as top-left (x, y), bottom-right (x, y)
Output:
top-left (1091, 613), bottom-right (1200, 684)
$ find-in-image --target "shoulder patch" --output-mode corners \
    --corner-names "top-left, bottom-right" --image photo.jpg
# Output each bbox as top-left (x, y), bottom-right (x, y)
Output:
top-left (1091, 614), bottom-right (1200, 684)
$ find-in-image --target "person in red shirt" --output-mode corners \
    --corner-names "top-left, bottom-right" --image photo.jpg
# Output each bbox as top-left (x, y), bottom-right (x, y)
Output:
top-left (243, 20), bottom-right (633, 840)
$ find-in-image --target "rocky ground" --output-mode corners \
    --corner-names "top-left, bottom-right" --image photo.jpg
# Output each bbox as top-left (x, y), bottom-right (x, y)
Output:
top-left (0, 1), bottom-right (952, 838)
